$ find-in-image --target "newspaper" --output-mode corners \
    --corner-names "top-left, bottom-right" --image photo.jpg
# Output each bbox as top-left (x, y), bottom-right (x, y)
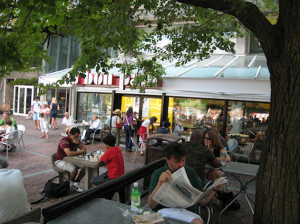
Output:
top-left (153, 167), bottom-right (227, 208)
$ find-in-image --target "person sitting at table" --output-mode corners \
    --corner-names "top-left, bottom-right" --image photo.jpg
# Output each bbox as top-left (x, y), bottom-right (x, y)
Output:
top-left (0, 112), bottom-right (17, 131)
top-left (185, 129), bottom-right (221, 182)
top-left (157, 121), bottom-right (172, 135)
top-left (55, 127), bottom-right (87, 192)
top-left (62, 112), bottom-right (75, 135)
top-left (203, 129), bottom-right (230, 180)
top-left (83, 115), bottom-right (103, 145)
top-left (0, 157), bottom-right (31, 223)
top-left (0, 119), bottom-right (15, 142)
top-left (148, 142), bottom-right (223, 224)
top-left (91, 134), bottom-right (124, 186)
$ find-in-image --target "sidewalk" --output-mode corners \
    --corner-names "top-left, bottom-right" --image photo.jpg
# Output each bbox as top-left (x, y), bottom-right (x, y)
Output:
top-left (0, 115), bottom-right (255, 223)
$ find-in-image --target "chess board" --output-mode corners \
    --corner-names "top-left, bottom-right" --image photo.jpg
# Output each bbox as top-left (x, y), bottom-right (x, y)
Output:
top-left (76, 151), bottom-right (103, 162)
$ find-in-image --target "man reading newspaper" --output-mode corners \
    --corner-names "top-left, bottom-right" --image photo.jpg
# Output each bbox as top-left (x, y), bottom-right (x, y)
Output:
top-left (148, 142), bottom-right (225, 224)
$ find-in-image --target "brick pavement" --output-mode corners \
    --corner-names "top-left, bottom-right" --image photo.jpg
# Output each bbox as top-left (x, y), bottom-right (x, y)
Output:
top-left (0, 115), bottom-right (255, 224)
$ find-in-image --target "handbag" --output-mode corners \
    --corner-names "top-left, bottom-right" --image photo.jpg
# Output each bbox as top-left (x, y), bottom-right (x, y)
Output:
top-left (116, 116), bottom-right (123, 129)
top-left (125, 115), bottom-right (135, 132)
top-left (216, 191), bottom-right (240, 210)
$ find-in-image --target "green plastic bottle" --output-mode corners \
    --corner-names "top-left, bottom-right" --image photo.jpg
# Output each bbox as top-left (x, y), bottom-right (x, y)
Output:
top-left (131, 182), bottom-right (141, 212)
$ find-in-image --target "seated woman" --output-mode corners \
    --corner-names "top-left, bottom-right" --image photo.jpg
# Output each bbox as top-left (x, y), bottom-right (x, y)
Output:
top-left (157, 121), bottom-right (172, 135)
top-left (204, 129), bottom-right (231, 180)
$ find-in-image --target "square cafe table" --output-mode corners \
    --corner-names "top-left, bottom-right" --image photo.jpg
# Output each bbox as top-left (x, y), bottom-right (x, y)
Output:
top-left (219, 162), bottom-right (259, 222)
top-left (63, 154), bottom-right (103, 190)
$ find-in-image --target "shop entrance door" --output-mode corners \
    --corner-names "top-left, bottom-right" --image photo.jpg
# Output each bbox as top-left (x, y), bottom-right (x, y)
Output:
top-left (13, 85), bottom-right (35, 116)
top-left (121, 95), bottom-right (162, 129)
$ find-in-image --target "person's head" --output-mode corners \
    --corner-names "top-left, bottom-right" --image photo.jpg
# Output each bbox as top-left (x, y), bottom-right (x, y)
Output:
top-left (103, 134), bottom-right (116, 148)
top-left (69, 127), bottom-right (80, 138)
top-left (126, 107), bottom-right (133, 116)
top-left (163, 121), bottom-right (170, 129)
top-left (164, 142), bottom-right (186, 172)
top-left (0, 157), bottom-right (8, 169)
top-left (52, 98), bottom-right (57, 104)
top-left (3, 112), bottom-right (10, 120)
top-left (93, 115), bottom-right (98, 121)
top-left (150, 116), bottom-right (157, 124)
top-left (5, 119), bottom-right (12, 126)
top-left (204, 129), bottom-right (223, 149)
top-left (42, 101), bottom-right (48, 108)
top-left (113, 109), bottom-right (121, 116)
top-left (35, 96), bottom-right (39, 101)
top-left (190, 129), bottom-right (203, 143)
top-left (64, 112), bottom-right (69, 118)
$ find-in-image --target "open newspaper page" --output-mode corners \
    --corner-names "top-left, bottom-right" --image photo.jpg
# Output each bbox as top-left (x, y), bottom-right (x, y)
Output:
top-left (153, 167), bottom-right (227, 208)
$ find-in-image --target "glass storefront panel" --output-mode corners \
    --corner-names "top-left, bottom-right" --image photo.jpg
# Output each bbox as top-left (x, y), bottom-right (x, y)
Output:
top-left (228, 101), bottom-right (269, 138)
top-left (26, 88), bottom-right (32, 113)
top-left (121, 96), bottom-right (140, 114)
top-left (168, 97), bottom-right (225, 133)
top-left (19, 88), bottom-right (25, 114)
top-left (14, 87), bottom-right (18, 113)
top-left (57, 89), bottom-right (70, 116)
top-left (77, 93), bottom-right (112, 126)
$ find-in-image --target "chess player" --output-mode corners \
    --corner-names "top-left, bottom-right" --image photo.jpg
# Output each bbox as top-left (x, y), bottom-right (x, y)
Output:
top-left (91, 135), bottom-right (124, 185)
top-left (83, 115), bottom-right (103, 145)
top-left (62, 112), bottom-right (75, 135)
top-left (148, 142), bottom-right (223, 224)
top-left (55, 127), bottom-right (87, 192)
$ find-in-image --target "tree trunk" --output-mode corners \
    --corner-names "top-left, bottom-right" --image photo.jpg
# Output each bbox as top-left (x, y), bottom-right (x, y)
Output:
top-left (254, 51), bottom-right (300, 224)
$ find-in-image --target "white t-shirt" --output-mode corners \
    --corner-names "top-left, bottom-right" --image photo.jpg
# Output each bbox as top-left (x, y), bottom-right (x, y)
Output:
top-left (0, 169), bottom-right (31, 223)
top-left (62, 116), bottom-right (75, 127)
top-left (4, 126), bottom-right (15, 139)
top-left (141, 119), bottom-right (151, 128)
top-left (31, 101), bottom-right (41, 113)
top-left (111, 115), bottom-right (121, 128)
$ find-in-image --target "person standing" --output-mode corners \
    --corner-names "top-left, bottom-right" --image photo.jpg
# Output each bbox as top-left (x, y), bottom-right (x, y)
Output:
top-left (50, 97), bottom-right (60, 129)
top-left (0, 157), bottom-right (31, 223)
top-left (31, 96), bottom-right (41, 130)
top-left (123, 107), bottom-right (134, 152)
top-left (111, 109), bottom-right (122, 146)
top-left (39, 101), bottom-right (51, 139)
top-left (137, 116), bottom-right (157, 155)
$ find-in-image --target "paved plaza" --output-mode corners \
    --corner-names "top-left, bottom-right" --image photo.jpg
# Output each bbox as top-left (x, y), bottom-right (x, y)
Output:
top-left (0, 115), bottom-right (256, 223)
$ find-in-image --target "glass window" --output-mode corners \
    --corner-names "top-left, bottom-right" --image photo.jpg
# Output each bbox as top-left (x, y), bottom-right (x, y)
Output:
top-left (70, 38), bottom-right (80, 66)
top-left (227, 101), bottom-right (269, 138)
top-left (48, 36), bottom-right (59, 73)
top-left (168, 97), bottom-right (225, 135)
top-left (58, 37), bottom-right (69, 70)
top-left (77, 93), bottom-right (112, 127)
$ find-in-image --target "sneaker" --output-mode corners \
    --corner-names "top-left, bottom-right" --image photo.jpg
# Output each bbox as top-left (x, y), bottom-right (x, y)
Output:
top-left (71, 182), bottom-right (84, 192)
top-left (49, 124), bottom-right (52, 128)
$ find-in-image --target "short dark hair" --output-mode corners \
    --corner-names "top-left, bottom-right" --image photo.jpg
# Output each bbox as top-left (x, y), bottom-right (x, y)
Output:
top-left (5, 119), bottom-right (12, 126)
top-left (103, 134), bottom-right (116, 147)
top-left (35, 96), bottom-right (39, 100)
top-left (69, 127), bottom-right (80, 135)
top-left (164, 142), bottom-right (186, 160)
top-left (150, 116), bottom-right (157, 123)
top-left (190, 129), bottom-right (203, 143)
top-left (163, 121), bottom-right (170, 128)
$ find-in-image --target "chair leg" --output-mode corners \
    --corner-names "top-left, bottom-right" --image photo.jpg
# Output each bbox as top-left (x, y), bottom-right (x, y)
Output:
top-left (132, 147), bottom-right (138, 163)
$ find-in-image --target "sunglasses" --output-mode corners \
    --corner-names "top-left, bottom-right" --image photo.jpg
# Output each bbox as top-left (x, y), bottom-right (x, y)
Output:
top-left (204, 137), bottom-right (212, 140)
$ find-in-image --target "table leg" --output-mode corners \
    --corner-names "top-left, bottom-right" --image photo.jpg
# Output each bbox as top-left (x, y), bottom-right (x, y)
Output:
top-left (85, 167), bottom-right (99, 190)
top-left (244, 194), bottom-right (254, 214)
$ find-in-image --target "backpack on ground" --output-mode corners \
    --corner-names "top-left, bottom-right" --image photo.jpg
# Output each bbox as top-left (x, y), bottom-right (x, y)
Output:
top-left (31, 176), bottom-right (70, 204)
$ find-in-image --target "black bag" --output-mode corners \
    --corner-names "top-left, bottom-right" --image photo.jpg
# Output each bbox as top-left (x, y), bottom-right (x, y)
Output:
top-left (31, 176), bottom-right (69, 204)
top-left (217, 191), bottom-right (240, 210)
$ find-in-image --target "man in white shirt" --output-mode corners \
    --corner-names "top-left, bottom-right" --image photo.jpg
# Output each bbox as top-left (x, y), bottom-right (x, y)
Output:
top-left (0, 157), bottom-right (31, 223)
top-left (31, 96), bottom-right (41, 130)
top-left (62, 112), bottom-right (75, 135)
top-left (83, 115), bottom-right (102, 145)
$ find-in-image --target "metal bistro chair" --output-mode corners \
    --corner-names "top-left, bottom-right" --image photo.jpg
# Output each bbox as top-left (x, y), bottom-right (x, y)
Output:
top-left (0, 130), bottom-right (19, 159)
top-left (17, 125), bottom-right (26, 149)
top-left (91, 128), bottom-right (102, 145)
top-left (232, 142), bottom-right (254, 163)
top-left (227, 138), bottom-right (238, 161)
top-left (130, 137), bottom-right (143, 163)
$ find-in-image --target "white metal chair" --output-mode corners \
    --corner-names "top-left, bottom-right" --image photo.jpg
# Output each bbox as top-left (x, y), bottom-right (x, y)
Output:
top-left (227, 139), bottom-right (238, 160)
top-left (91, 128), bottom-right (102, 145)
top-left (0, 130), bottom-right (19, 159)
top-left (232, 142), bottom-right (254, 163)
top-left (130, 137), bottom-right (143, 163)
top-left (17, 125), bottom-right (26, 149)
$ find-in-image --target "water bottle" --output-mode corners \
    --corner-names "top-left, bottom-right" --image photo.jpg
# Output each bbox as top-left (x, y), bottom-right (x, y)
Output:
top-left (221, 148), bottom-right (227, 166)
top-left (131, 182), bottom-right (142, 213)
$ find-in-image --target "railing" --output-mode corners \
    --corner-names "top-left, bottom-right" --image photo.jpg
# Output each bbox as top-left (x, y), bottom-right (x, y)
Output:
top-left (42, 158), bottom-right (165, 223)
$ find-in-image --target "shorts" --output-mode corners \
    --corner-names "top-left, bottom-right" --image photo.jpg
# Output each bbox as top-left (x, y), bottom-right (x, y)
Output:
top-left (55, 160), bottom-right (79, 173)
top-left (33, 112), bottom-right (40, 121)
top-left (158, 208), bottom-right (202, 223)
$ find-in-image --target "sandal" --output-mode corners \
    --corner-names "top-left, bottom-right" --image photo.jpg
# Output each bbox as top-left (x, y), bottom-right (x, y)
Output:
top-left (40, 135), bottom-right (44, 138)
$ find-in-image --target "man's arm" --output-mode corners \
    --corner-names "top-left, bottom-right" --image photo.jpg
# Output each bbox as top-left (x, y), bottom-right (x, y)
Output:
top-left (199, 182), bottom-right (224, 206)
top-left (0, 119), bottom-right (4, 126)
top-left (148, 170), bottom-right (172, 209)
top-left (63, 147), bottom-right (86, 156)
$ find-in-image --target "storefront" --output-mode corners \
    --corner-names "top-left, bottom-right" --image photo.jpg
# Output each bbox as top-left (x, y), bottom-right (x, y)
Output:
top-left (13, 85), bottom-right (39, 116)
